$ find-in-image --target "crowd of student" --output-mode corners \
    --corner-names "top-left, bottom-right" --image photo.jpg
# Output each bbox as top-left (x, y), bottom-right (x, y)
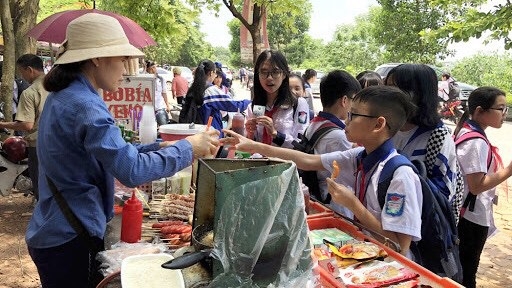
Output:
top-left (217, 51), bottom-right (511, 288)
top-left (6, 12), bottom-right (510, 288)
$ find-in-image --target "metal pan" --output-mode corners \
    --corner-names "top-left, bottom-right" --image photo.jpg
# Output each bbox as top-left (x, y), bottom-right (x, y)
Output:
top-left (161, 223), bottom-right (214, 270)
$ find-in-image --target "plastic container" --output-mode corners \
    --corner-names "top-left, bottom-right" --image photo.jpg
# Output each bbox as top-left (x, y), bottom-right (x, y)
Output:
top-left (158, 123), bottom-right (207, 141)
top-left (300, 178), bottom-right (310, 214)
top-left (139, 104), bottom-right (157, 144)
top-left (120, 192), bottom-right (143, 243)
top-left (231, 112), bottom-right (245, 136)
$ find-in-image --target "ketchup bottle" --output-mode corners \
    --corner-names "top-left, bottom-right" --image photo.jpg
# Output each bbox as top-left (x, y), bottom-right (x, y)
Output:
top-left (120, 191), bottom-right (143, 243)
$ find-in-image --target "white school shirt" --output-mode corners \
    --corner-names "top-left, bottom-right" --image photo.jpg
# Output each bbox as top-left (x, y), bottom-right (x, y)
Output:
top-left (248, 97), bottom-right (310, 148)
top-left (456, 128), bottom-right (497, 229)
top-left (321, 148), bottom-right (423, 242)
top-left (154, 75), bottom-right (167, 111)
top-left (392, 125), bottom-right (458, 202)
top-left (305, 119), bottom-right (353, 216)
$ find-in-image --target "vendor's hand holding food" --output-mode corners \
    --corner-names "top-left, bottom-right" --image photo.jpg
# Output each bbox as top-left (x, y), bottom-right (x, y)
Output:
top-left (220, 129), bottom-right (261, 154)
top-left (185, 129), bottom-right (220, 158)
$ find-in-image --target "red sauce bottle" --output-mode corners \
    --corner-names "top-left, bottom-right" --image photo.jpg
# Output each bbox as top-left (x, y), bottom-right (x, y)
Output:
top-left (120, 191), bottom-right (143, 243)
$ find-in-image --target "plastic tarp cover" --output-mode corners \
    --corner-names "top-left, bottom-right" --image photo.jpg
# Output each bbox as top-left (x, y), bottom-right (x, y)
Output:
top-left (209, 162), bottom-right (315, 287)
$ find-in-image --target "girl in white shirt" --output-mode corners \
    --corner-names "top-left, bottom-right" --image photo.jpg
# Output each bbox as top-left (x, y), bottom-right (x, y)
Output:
top-left (453, 86), bottom-right (512, 288)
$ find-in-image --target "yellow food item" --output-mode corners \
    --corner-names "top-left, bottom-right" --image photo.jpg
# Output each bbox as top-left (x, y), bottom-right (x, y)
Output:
top-left (331, 160), bottom-right (340, 179)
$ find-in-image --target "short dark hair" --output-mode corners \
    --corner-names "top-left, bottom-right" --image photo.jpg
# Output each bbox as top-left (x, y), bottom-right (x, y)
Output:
top-left (16, 54), bottom-right (44, 71)
top-left (353, 86), bottom-right (416, 136)
top-left (302, 69), bottom-right (317, 82)
top-left (320, 70), bottom-right (362, 108)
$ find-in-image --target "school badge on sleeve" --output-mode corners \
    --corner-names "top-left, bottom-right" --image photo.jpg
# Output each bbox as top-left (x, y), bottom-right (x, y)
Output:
top-left (385, 193), bottom-right (405, 216)
top-left (298, 111), bottom-right (308, 124)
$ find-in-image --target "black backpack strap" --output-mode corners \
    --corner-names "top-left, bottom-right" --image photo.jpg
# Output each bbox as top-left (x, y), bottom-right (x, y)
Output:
top-left (292, 122), bottom-right (340, 152)
top-left (45, 176), bottom-right (103, 253)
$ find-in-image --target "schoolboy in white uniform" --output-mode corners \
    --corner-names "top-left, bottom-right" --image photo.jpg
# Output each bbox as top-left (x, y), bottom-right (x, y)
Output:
top-left (305, 70), bottom-right (361, 216)
top-left (224, 86), bottom-right (422, 257)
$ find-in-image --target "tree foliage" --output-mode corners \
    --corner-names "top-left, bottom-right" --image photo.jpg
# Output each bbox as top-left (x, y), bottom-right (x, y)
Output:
top-left (319, 8), bottom-right (384, 74)
top-left (429, 0), bottom-right (512, 49)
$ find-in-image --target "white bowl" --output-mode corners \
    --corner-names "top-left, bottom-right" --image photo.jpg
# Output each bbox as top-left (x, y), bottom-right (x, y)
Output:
top-left (121, 253), bottom-right (185, 288)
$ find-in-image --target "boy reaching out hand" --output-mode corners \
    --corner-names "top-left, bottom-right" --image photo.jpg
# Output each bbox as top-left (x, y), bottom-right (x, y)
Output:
top-left (223, 86), bottom-right (422, 258)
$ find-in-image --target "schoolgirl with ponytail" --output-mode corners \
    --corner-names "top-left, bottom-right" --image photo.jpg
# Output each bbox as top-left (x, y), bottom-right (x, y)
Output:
top-left (453, 86), bottom-right (512, 288)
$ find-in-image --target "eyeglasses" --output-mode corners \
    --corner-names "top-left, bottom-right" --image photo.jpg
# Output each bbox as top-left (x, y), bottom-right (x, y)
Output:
top-left (258, 69), bottom-right (283, 79)
top-left (489, 106), bottom-right (509, 115)
top-left (347, 111), bottom-right (391, 129)
top-left (347, 111), bottom-right (378, 121)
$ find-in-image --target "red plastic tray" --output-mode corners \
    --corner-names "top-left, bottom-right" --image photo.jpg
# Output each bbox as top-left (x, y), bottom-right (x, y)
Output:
top-left (307, 216), bottom-right (463, 288)
top-left (307, 200), bottom-right (334, 219)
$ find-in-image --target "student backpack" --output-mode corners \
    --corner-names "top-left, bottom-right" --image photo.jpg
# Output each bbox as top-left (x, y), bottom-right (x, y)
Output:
top-left (447, 81), bottom-right (461, 100)
top-left (292, 122), bottom-right (341, 204)
top-left (454, 130), bottom-right (492, 217)
top-left (377, 154), bottom-right (463, 283)
top-left (178, 96), bottom-right (203, 124)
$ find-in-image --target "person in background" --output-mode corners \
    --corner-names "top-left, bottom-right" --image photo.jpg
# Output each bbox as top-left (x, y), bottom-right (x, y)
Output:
top-left (356, 70), bottom-right (383, 88)
top-left (146, 60), bottom-right (170, 126)
top-left (385, 64), bottom-right (460, 206)
top-left (224, 85), bottom-right (421, 257)
top-left (214, 61), bottom-right (231, 88)
top-left (0, 54), bottom-right (48, 202)
top-left (26, 13), bottom-right (220, 288)
top-left (239, 66), bottom-right (247, 84)
top-left (302, 69), bottom-right (317, 114)
top-left (289, 74), bottom-right (314, 119)
top-left (246, 50), bottom-right (309, 148)
top-left (186, 59), bottom-right (250, 133)
top-left (307, 70), bottom-right (361, 214)
top-left (453, 87), bottom-right (512, 288)
top-left (171, 66), bottom-right (188, 105)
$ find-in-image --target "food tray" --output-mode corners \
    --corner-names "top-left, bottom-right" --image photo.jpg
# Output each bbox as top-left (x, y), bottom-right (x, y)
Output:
top-left (307, 200), bottom-right (335, 219)
top-left (307, 216), bottom-right (463, 288)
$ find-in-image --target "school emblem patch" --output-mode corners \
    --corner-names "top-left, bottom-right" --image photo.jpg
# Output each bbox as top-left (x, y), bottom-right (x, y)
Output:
top-left (385, 193), bottom-right (405, 216)
top-left (298, 111), bottom-right (308, 124)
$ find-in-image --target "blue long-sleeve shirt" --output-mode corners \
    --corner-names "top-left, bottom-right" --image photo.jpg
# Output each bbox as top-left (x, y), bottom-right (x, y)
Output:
top-left (200, 84), bottom-right (251, 133)
top-left (26, 75), bottom-right (193, 248)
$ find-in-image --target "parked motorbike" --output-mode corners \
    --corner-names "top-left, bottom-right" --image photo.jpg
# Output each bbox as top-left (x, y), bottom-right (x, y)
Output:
top-left (439, 99), bottom-right (464, 124)
top-left (0, 102), bottom-right (32, 197)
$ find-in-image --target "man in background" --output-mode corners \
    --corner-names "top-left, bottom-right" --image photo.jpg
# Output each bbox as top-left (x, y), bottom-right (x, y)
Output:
top-left (0, 54), bottom-right (49, 201)
top-left (171, 67), bottom-right (188, 105)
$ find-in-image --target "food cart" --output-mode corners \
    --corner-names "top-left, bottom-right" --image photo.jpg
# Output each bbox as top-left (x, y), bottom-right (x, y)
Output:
top-left (101, 158), bottom-right (464, 288)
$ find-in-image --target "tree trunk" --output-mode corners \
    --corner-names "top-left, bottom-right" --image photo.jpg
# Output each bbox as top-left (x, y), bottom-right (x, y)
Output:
top-left (11, 0), bottom-right (39, 61)
top-left (0, 0), bottom-right (15, 123)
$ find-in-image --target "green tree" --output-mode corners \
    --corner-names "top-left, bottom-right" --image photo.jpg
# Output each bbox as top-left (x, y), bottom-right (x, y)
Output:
top-left (188, 0), bottom-right (305, 64)
top-left (266, 1), bottom-right (311, 51)
top-left (319, 8), bottom-right (384, 74)
top-left (452, 53), bottom-right (512, 97)
top-left (427, 1), bottom-right (512, 48)
top-left (374, 0), bottom-right (477, 63)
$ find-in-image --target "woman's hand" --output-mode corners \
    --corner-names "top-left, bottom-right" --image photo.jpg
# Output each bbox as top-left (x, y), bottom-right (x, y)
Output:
top-left (326, 177), bottom-right (357, 210)
top-left (256, 116), bottom-right (277, 138)
top-left (185, 129), bottom-right (220, 159)
top-left (221, 129), bottom-right (261, 154)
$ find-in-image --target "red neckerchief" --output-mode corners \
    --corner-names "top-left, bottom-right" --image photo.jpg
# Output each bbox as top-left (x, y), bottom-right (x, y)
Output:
top-left (262, 106), bottom-right (278, 145)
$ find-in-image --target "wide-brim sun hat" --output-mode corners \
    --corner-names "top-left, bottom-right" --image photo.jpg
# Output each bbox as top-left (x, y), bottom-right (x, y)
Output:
top-left (54, 13), bottom-right (144, 65)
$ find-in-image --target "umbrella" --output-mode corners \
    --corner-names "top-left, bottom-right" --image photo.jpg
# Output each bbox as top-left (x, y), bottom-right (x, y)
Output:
top-left (27, 9), bottom-right (156, 48)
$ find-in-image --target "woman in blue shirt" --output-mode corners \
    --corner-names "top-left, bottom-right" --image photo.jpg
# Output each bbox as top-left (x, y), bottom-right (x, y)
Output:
top-left (26, 13), bottom-right (220, 288)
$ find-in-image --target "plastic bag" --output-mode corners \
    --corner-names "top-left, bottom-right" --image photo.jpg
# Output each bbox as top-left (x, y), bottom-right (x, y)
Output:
top-left (96, 242), bottom-right (168, 276)
top-left (209, 162), bottom-right (315, 287)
